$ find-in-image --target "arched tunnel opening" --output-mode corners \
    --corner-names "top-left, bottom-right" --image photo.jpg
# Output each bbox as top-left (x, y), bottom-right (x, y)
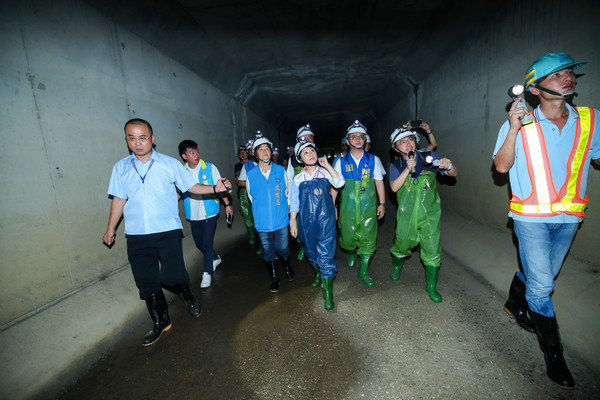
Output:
top-left (1, 1), bottom-right (599, 399)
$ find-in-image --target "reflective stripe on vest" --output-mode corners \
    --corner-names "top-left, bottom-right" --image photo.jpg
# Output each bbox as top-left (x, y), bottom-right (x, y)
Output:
top-left (183, 159), bottom-right (220, 219)
top-left (509, 107), bottom-right (592, 217)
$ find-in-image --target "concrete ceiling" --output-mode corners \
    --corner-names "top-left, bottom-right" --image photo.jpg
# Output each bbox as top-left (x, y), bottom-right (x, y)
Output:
top-left (86, 0), bottom-right (505, 146)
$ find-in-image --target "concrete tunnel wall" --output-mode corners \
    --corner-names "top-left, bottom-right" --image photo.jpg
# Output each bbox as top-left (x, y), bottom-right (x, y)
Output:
top-left (1, 0), bottom-right (599, 399)
top-left (0, 2), bottom-right (274, 399)
top-left (377, 0), bottom-right (599, 264)
top-left (375, 0), bottom-right (600, 377)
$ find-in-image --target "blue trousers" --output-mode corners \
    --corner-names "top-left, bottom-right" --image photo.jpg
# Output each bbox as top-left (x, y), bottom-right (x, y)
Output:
top-left (257, 226), bottom-right (290, 262)
top-left (190, 217), bottom-right (218, 274)
top-left (513, 220), bottom-right (579, 317)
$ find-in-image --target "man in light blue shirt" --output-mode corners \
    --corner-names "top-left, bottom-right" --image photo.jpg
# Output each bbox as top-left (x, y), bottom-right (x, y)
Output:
top-left (103, 119), bottom-right (231, 346)
top-left (493, 52), bottom-right (600, 389)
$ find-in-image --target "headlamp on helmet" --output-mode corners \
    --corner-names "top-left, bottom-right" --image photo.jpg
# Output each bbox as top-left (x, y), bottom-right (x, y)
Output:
top-left (347, 120), bottom-right (367, 136)
top-left (296, 124), bottom-right (314, 141)
top-left (390, 125), bottom-right (419, 148)
top-left (251, 131), bottom-right (273, 152)
top-left (294, 139), bottom-right (317, 164)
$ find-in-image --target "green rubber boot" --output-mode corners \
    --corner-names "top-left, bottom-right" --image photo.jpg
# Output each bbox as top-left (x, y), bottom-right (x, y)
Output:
top-left (297, 244), bottom-right (305, 261)
top-left (247, 226), bottom-right (255, 245)
top-left (347, 249), bottom-right (357, 268)
top-left (256, 244), bottom-right (263, 255)
top-left (391, 256), bottom-right (404, 281)
top-left (311, 268), bottom-right (321, 288)
top-left (357, 254), bottom-right (375, 287)
top-left (425, 265), bottom-right (442, 303)
top-left (321, 278), bottom-right (334, 310)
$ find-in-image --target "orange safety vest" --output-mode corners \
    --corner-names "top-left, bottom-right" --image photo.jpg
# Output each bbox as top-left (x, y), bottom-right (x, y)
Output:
top-left (509, 107), bottom-right (594, 217)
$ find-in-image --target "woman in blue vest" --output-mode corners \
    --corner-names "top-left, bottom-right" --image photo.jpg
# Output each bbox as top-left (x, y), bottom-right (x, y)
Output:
top-left (246, 133), bottom-right (294, 292)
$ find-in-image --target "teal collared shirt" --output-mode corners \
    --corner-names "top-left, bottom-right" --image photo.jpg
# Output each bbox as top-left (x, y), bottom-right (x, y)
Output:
top-left (493, 104), bottom-right (600, 223)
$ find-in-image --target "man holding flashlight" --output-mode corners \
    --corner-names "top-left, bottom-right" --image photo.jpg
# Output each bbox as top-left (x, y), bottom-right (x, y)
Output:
top-left (494, 52), bottom-right (600, 389)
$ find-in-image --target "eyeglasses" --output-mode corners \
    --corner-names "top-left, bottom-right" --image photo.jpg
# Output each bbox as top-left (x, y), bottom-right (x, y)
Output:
top-left (395, 137), bottom-right (415, 146)
top-left (127, 136), bottom-right (151, 143)
top-left (348, 135), bottom-right (366, 141)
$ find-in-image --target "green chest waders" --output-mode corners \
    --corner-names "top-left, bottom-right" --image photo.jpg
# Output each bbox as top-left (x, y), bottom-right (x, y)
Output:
top-left (390, 171), bottom-right (442, 267)
top-left (338, 177), bottom-right (378, 255)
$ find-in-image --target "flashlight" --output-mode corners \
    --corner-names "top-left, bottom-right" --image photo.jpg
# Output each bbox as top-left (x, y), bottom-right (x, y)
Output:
top-left (508, 84), bottom-right (534, 125)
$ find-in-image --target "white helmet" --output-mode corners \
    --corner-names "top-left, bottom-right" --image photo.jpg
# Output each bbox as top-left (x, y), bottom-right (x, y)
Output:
top-left (347, 120), bottom-right (367, 136)
top-left (251, 131), bottom-right (273, 152)
top-left (296, 124), bottom-right (314, 140)
top-left (390, 125), bottom-right (420, 148)
top-left (365, 134), bottom-right (371, 144)
top-left (294, 140), bottom-right (317, 164)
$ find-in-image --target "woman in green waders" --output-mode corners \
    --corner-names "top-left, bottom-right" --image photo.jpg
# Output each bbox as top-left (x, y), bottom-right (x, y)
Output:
top-left (388, 127), bottom-right (458, 302)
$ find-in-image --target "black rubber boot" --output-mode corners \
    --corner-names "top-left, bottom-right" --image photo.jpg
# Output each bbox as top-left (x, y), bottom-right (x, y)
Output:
top-left (504, 273), bottom-right (535, 333)
top-left (530, 311), bottom-right (575, 390)
top-left (266, 260), bottom-right (280, 293)
top-left (142, 291), bottom-right (172, 346)
top-left (282, 257), bottom-right (295, 281)
top-left (177, 282), bottom-right (202, 317)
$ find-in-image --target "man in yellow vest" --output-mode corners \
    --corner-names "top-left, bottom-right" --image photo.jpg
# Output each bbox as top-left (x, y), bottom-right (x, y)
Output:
top-left (494, 52), bottom-right (600, 390)
top-left (179, 140), bottom-right (233, 289)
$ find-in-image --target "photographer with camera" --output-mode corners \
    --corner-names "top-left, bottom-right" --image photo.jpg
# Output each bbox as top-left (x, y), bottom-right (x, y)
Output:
top-left (406, 120), bottom-right (438, 151)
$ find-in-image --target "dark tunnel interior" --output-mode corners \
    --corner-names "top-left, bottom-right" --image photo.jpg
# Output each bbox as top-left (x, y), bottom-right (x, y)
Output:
top-left (84, 0), bottom-right (507, 150)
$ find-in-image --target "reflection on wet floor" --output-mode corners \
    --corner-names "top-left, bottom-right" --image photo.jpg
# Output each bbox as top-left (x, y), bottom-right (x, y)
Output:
top-left (59, 236), bottom-right (360, 399)
top-left (59, 218), bottom-right (600, 399)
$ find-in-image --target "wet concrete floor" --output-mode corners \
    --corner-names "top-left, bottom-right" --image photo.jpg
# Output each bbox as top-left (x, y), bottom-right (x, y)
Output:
top-left (59, 218), bottom-right (599, 400)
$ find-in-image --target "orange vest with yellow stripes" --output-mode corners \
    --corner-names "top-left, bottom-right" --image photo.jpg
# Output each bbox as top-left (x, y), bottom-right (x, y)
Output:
top-left (509, 107), bottom-right (594, 217)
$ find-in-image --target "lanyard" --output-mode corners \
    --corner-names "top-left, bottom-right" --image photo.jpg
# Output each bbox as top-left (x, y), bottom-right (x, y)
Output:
top-left (131, 159), bottom-right (155, 183)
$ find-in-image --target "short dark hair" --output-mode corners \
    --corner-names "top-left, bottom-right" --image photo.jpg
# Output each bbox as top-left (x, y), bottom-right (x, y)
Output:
top-left (124, 118), bottom-right (153, 135)
top-left (178, 139), bottom-right (198, 158)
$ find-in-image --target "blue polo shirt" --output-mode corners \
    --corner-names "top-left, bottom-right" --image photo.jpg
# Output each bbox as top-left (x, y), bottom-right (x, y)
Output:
top-left (108, 150), bottom-right (197, 234)
top-left (493, 104), bottom-right (600, 223)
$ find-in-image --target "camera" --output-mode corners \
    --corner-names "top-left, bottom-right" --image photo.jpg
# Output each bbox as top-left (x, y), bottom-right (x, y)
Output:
top-left (409, 120), bottom-right (422, 128)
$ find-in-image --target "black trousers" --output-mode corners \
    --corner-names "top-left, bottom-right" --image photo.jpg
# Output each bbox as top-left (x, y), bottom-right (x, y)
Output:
top-left (127, 229), bottom-right (190, 298)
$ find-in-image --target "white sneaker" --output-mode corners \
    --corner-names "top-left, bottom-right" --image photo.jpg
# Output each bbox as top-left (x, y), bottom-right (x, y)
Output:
top-left (213, 255), bottom-right (222, 271)
top-left (200, 272), bottom-right (212, 288)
